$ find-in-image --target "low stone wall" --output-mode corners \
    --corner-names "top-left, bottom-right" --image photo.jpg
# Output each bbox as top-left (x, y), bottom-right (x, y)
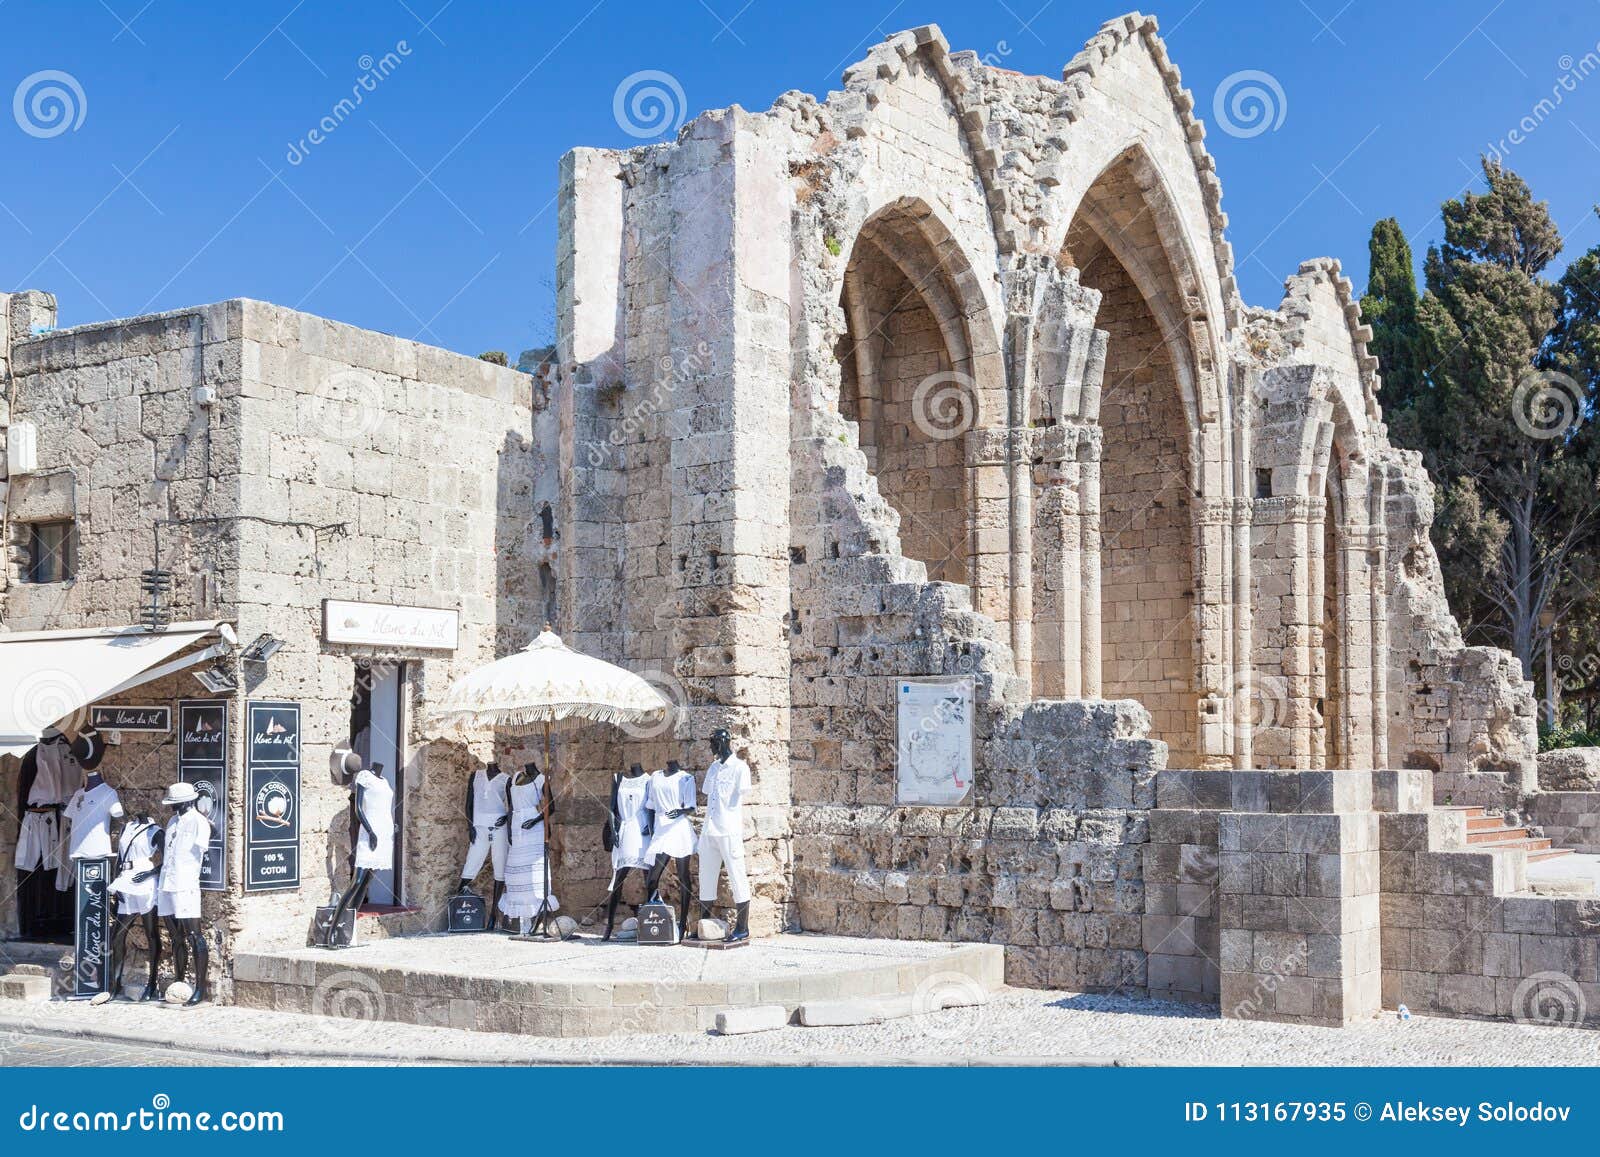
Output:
top-left (793, 699), bottom-right (1159, 993)
top-left (1529, 791), bottom-right (1600, 856)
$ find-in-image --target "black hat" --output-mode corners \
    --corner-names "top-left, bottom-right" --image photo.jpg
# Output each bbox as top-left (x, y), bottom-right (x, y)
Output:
top-left (72, 729), bottom-right (105, 771)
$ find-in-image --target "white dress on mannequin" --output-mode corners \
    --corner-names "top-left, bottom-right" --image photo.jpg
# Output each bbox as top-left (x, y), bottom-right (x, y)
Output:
top-left (643, 768), bottom-right (696, 860)
top-left (608, 773), bottom-right (652, 886)
top-left (108, 820), bottom-right (160, 916)
top-left (353, 768), bottom-right (395, 872)
top-left (499, 773), bottom-right (557, 918)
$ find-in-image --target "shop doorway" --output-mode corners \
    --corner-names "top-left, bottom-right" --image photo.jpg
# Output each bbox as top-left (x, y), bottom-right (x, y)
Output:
top-left (350, 660), bottom-right (407, 906)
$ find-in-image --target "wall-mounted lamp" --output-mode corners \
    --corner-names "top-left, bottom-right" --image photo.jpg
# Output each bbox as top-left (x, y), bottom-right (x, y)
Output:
top-left (241, 634), bottom-right (284, 664)
top-left (193, 664), bottom-right (238, 695)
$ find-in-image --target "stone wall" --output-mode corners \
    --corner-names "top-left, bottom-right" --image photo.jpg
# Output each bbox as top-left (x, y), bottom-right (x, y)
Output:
top-left (0, 297), bottom-right (546, 966)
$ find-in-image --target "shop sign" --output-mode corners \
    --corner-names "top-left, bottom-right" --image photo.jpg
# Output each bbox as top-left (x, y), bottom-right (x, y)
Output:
top-left (72, 857), bottom-right (114, 998)
top-left (245, 701), bottom-right (301, 892)
top-left (895, 677), bottom-right (975, 806)
top-left (322, 599), bottom-right (459, 650)
top-left (447, 893), bottom-right (488, 932)
top-left (637, 900), bottom-right (679, 945)
top-left (88, 705), bottom-right (171, 733)
top-left (178, 700), bottom-right (229, 890)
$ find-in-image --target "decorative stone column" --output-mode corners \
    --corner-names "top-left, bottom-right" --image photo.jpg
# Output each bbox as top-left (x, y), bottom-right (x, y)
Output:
top-left (1032, 424), bottom-right (1102, 698)
top-left (1004, 256), bottom-right (1106, 698)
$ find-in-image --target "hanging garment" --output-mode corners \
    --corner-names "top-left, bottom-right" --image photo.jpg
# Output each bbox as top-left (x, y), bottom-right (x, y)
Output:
top-left (353, 768), bottom-right (396, 872)
top-left (499, 774), bottom-right (557, 918)
top-left (608, 773), bottom-right (652, 885)
top-left (157, 809), bottom-right (212, 920)
top-left (461, 766), bottom-right (510, 880)
top-left (64, 780), bottom-right (123, 861)
top-left (108, 819), bottom-right (160, 916)
top-left (643, 768), bottom-right (696, 860)
top-left (15, 733), bottom-right (77, 882)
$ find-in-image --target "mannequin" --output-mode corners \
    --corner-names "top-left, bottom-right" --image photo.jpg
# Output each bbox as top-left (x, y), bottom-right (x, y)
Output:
top-left (156, 782), bottom-right (213, 1005)
top-left (107, 815), bottom-right (163, 1000)
top-left (602, 762), bottom-right (653, 940)
top-left (63, 732), bottom-right (120, 867)
top-left (697, 728), bottom-right (753, 943)
top-left (457, 760), bottom-right (511, 929)
top-left (327, 753), bottom-right (393, 947)
top-left (641, 758), bottom-right (696, 940)
top-left (500, 761), bottom-right (557, 935)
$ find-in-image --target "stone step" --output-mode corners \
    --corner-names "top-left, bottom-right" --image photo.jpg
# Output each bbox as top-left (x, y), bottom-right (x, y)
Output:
top-left (1441, 805), bottom-right (1488, 820)
top-left (1466, 815), bottom-right (1507, 831)
top-left (0, 973), bottom-right (52, 1002)
top-left (234, 934), bottom-right (1005, 1039)
top-left (1474, 836), bottom-right (1556, 855)
top-left (1530, 847), bottom-right (1575, 863)
top-left (1466, 825), bottom-right (1530, 843)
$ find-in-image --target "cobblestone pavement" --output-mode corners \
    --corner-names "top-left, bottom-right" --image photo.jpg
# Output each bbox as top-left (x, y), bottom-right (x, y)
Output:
top-left (4, 989), bottom-right (1600, 1066)
top-left (2, 1036), bottom-right (249, 1067)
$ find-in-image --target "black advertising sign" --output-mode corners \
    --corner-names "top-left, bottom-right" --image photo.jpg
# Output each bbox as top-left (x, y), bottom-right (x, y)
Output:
top-left (73, 857), bottom-right (114, 998)
top-left (178, 700), bottom-right (228, 891)
top-left (245, 701), bottom-right (301, 892)
top-left (88, 705), bottom-right (171, 732)
top-left (447, 892), bottom-right (487, 932)
top-left (637, 900), bottom-right (679, 945)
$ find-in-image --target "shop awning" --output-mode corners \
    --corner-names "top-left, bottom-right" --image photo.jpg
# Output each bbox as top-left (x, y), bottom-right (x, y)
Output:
top-left (0, 620), bottom-right (232, 759)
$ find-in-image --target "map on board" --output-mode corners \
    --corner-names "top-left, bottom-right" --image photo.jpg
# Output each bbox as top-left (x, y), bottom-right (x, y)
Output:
top-left (895, 677), bottom-right (974, 806)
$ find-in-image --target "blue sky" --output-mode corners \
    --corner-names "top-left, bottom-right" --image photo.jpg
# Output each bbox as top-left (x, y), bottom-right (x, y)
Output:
top-left (1, 0), bottom-right (1597, 359)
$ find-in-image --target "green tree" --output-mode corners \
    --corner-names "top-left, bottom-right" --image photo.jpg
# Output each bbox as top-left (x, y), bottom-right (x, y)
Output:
top-left (1360, 217), bottom-right (1424, 414)
top-left (1366, 160), bottom-right (1600, 694)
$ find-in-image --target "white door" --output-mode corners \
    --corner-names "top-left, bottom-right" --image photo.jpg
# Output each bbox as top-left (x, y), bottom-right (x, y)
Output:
top-left (365, 661), bottom-right (405, 905)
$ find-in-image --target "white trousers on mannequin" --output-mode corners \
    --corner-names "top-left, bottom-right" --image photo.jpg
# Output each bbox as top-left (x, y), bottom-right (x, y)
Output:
top-left (696, 833), bottom-right (751, 904)
top-left (462, 824), bottom-right (508, 880)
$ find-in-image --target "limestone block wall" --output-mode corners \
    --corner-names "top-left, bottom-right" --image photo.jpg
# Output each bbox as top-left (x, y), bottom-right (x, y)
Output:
top-left (0, 295), bottom-right (546, 961)
top-left (793, 699), bottom-right (1162, 991)
top-left (225, 299), bottom-right (544, 951)
top-left (3, 302), bottom-right (242, 627)
top-left (1530, 792), bottom-right (1600, 855)
top-left (552, 111), bottom-right (796, 932)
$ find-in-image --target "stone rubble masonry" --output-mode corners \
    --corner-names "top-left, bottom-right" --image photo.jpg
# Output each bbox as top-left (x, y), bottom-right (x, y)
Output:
top-left (0, 297), bottom-right (544, 979)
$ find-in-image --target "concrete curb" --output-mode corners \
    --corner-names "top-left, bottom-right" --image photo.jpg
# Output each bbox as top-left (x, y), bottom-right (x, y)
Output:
top-left (0, 1011), bottom-right (1162, 1067)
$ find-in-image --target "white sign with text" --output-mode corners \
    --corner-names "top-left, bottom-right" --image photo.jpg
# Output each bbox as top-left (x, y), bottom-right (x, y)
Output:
top-left (322, 599), bottom-right (459, 651)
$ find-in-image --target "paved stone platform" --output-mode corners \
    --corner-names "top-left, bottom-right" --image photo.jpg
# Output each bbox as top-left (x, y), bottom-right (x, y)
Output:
top-left (233, 933), bottom-right (1003, 1038)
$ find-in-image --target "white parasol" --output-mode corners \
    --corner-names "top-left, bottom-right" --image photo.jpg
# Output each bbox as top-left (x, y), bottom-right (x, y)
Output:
top-left (428, 626), bottom-right (670, 731)
top-left (426, 626), bottom-right (672, 936)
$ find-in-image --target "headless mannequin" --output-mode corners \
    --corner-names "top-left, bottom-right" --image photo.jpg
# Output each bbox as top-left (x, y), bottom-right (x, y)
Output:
top-left (457, 760), bottom-right (510, 930)
top-left (108, 817), bottom-right (163, 1000)
top-left (603, 762), bottom-right (651, 940)
top-left (642, 759), bottom-right (694, 940)
top-left (328, 756), bottom-right (384, 947)
top-left (162, 798), bottom-right (209, 1005)
top-left (509, 761), bottom-right (555, 936)
top-left (697, 728), bottom-right (752, 943)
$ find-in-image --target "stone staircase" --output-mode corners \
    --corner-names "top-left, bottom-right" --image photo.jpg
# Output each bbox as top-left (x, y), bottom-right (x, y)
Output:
top-left (1445, 805), bottom-right (1572, 863)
